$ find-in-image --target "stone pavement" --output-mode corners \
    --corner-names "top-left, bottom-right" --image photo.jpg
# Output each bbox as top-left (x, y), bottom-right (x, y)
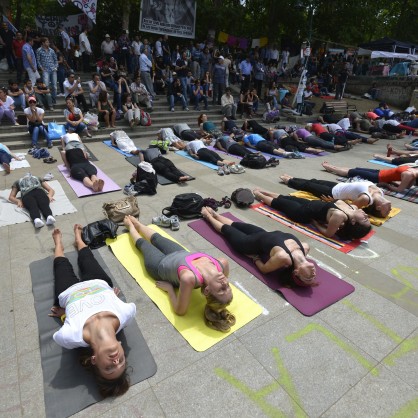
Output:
top-left (1, 94), bottom-right (418, 418)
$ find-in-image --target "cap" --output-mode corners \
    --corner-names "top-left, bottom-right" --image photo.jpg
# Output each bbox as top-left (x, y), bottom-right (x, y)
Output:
top-left (28, 96), bottom-right (36, 103)
top-left (105, 34), bottom-right (110, 38)
top-left (218, 55), bottom-right (224, 60)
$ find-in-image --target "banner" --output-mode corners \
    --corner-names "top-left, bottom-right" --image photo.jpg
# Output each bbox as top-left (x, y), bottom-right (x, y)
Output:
top-left (56, 0), bottom-right (97, 24)
top-left (35, 14), bottom-right (90, 36)
top-left (139, 0), bottom-right (196, 39)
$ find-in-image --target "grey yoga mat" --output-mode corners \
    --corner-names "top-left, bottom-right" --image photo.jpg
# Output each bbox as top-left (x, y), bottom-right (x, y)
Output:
top-left (30, 250), bottom-right (157, 418)
top-left (125, 155), bottom-right (195, 185)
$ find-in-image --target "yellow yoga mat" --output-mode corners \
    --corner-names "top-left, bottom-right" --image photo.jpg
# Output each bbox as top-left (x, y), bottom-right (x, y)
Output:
top-left (289, 191), bottom-right (401, 227)
top-left (107, 226), bottom-right (263, 352)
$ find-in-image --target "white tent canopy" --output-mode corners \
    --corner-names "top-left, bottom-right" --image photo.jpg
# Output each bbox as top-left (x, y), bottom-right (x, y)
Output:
top-left (370, 51), bottom-right (418, 60)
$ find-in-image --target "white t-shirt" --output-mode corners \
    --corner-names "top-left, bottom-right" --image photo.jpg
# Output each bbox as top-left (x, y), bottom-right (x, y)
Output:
top-left (62, 132), bottom-right (81, 144)
top-left (384, 119), bottom-right (400, 126)
top-left (186, 140), bottom-right (205, 154)
top-left (332, 181), bottom-right (381, 203)
top-left (63, 79), bottom-right (82, 96)
top-left (337, 118), bottom-right (351, 131)
top-left (155, 40), bottom-right (162, 57)
top-left (24, 106), bottom-right (44, 125)
top-left (1, 95), bottom-right (15, 110)
top-left (326, 123), bottom-right (343, 133)
top-left (79, 32), bottom-right (91, 54)
top-left (116, 135), bottom-right (137, 153)
top-left (160, 128), bottom-right (181, 144)
top-left (53, 279), bottom-right (136, 349)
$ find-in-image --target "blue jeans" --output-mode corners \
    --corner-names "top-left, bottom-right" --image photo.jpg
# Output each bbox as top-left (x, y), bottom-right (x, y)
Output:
top-left (65, 121), bottom-right (87, 134)
top-left (29, 124), bottom-right (49, 146)
top-left (179, 77), bottom-right (189, 106)
top-left (42, 70), bottom-right (57, 103)
top-left (168, 94), bottom-right (187, 110)
top-left (12, 94), bottom-right (26, 110)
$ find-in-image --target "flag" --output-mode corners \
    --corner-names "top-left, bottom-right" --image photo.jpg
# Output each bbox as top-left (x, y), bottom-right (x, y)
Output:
top-left (57, 0), bottom-right (97, 23)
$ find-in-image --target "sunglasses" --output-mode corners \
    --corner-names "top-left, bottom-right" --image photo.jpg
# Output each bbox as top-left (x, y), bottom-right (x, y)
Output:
top-left (29, 100), bottom-right (36, 103)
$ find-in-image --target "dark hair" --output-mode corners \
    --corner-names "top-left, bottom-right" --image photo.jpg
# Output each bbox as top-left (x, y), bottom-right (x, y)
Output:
top-left (92, 72), bottom-right (100, 79)
top-left (36, 78), bottom-right (43, 83)
top-left (197, 113), bottom-right (206, 125)
top-left (98, 90), bottom-right (108, 102)
top-left (80, 350), bottom-right (130, 398)
top-left (122, 92), bottom-right (131, 104)
top-left (336, 221), bottom-right (372, 240)
top-left (363, 203), bottom-right (384, 218)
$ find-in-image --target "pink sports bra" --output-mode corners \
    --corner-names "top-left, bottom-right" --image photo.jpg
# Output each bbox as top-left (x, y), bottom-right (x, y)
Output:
top-left (177, 252), bottom-right (223, 286)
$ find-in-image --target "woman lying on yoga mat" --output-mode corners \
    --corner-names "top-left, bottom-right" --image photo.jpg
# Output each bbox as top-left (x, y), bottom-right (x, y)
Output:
top-left (372, 144), bottom-right (418, 166)
top-left (123, 215), bottom-right (235, 332)
top-left (279, 174), bottom-right (392, 218)
top-left (201, 207), bottom-right (316, 287)
top-left (60, 147), bottom-right (105, 192)
top-left (9, 173), bottom-right (56, 228)
top-left (322, 161), bottom-right (418, 193)
top-left (253, 189), bottom-right (371, 240)
top-left (49, 226), bottom-right (136, 397)
top-left (186, 138), bottom-right (236, 167)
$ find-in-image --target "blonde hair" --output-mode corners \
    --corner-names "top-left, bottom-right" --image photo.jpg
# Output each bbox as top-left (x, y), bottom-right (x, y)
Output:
top-left (204, 294), bottom-right (236, 332)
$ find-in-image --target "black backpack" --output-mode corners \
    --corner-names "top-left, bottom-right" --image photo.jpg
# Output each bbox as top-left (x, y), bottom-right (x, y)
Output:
top-left (231, 188), bottom-right (255, 208)
top-left (240, 153), bottom-right (267, 169)
top-left (162, 193), bottom-right (204, 219)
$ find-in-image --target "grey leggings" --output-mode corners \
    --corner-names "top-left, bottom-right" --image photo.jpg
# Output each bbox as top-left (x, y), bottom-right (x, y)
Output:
top-left (135, 233), bottom-right (184, 279)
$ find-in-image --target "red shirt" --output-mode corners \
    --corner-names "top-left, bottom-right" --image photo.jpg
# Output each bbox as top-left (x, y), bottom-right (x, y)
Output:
top-left (311, 123), bottom-right (327, 135)
top-left (12, 39), bottom-right (25, 58)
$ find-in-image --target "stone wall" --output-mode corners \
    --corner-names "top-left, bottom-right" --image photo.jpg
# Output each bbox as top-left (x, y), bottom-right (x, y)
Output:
top-left (346, 76), bottom-right (418, 108)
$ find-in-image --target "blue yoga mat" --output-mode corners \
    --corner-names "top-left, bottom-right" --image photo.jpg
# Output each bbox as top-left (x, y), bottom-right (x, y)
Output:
top-left (175, 150), bottom-right (221, 170)
top-left (103, 140), bottom-right (142, 157)
top-left (367, 159), bottom-right (397, 168)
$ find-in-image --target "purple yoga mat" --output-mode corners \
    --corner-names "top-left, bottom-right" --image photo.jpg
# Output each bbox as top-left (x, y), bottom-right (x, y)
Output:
top-left (58, 164), bottom-right (121, 197)
top-left (188, 212), bottom-right (355, 316)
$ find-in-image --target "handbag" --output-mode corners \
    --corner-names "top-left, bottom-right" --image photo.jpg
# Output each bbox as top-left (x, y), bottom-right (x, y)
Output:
top-left (82, 219), bottom-right (118, 249)
top-left (46, 122), bottom-right (66, 140)
top-left (102, 195), bottom-right (140, 223)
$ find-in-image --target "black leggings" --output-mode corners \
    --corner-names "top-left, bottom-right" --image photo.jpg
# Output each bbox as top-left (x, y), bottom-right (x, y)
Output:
top-left (22, 188), bottom-right (52, 221)
top-left (319, 132), bottom-right (348, 146)
top-left (221, 222), bottom-right (267, 254)
top-left (53, 247), bottom-right (113, 306)
top-left (391, 156), bottom-right (418, 166)
top-left (256, 140), bottom-right (278, 154)
top-left (197, 148), bottom-right (223, 165)
top-left (70, 162), bottom-right (97, 181)
top-left (243, 120), bottom-right (268, 136)
top-left (287, 178), bottom-right (337, 198)
top-left (228, 143), bottom-right (252, 157)
top-left (181, 130), bottom-right (201, 141)
top-left (152, 156), bottom-right (184, 182)
top-left (279, 136), bottom-right (308, 152)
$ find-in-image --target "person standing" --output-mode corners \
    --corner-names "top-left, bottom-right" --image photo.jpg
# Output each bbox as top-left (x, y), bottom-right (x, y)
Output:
top-left (239, 55), bottom-right (252, 92)
top-left (101, 34), bottom-right (116, 61)
top-left (0, 21), bottom-right (15, 72)
top-left (212, 56), bottom-right (226, 106)
top-left (12, 32), bottom-right (25, 83)
top-left (36, 37), bottom-right (58, 104)
top-left (79, 27), bottom-right (92, 73)
top-left (139, 49), bottom-right (156, 98)
top-left (22, 36), bottom-right (40, 85)
top-left (175, 51), bottom-right (190, 107)
top-left (58, 25), bottom-right (72, 67)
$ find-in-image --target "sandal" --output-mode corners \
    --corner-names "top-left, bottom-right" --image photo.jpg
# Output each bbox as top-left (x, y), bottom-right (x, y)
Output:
top-left (152, 215), bottom-right (171, 228)
top-left (220, 196), bottom-right (232, 209)
top-left (43, 157), bottom-right (57, 164)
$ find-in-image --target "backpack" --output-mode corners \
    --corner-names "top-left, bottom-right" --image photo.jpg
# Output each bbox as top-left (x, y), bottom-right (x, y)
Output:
top-left (263, 110), bottom-right (280, 123)
top-left (239, 153), bottom-right (267, 169)
top-left (231, 188), bottom-right (254, 208)
top-left (162, 193), bottom-right (204, 219)
top-left (140, 109), bottom-right (152, 126)
top-left (134, 162), bottom-right (158, 195)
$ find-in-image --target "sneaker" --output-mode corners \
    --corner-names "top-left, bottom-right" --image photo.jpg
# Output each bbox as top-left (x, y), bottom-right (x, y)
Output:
top-left (43, 172), bottom-right (54, 181)
top-left (170, 215), bottom-right (180, 231)
top-left (168, 146), bottom-right (177, 151)
top-left (34, 218), bottom-right (45, 229)
top-left (170, 107), bottom-right (175, 112)
top-left (118, 109), bottom-right (124, 114)
top-left (223, 164), bottom-right (230, 175)
top-left (49, 107), bottom-right (55, 111)
top-left (46, 215), bottom-right (56, 225)
top-left (123, 184), bottom-right (137, 196)
top-left (284, 152), bottom-right (296, 159)
top-left (230, 164), bottom-right (244, 174)
top-left (184, 107), bottom-right (189, 111)
top-left (217, 167), bottom-right (225, 176)
top-left (47, 142), bottom-right (53, 149)
top-left (86, 131), bottom-right (92, 138)
top-left (151, 214), bottom-right (171, 228)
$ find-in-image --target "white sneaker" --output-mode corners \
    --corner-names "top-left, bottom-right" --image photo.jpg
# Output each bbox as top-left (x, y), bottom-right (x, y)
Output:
top-left (34, 218), bottom-right (45, 228)
top-left (46, 215), bottom-right (56, 225)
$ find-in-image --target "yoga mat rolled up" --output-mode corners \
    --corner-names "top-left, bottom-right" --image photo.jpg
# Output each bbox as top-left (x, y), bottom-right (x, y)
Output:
top-left (30, 250), bottom-right (157, 418)
top-left (188, 213), bottom-right (355, 316)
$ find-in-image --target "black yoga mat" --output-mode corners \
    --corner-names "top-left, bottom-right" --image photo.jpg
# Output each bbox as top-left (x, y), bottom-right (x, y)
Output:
top-left (30, 250), bottom-right (157, 418)
top-left (125, 155), bottom-right (195, 185)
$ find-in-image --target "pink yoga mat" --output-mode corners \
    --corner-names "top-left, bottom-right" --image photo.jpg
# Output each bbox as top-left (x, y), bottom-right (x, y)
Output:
top-left (188, 213), bottom-right (355, 316)
top-left (58, 164), bottom-right (121, 197)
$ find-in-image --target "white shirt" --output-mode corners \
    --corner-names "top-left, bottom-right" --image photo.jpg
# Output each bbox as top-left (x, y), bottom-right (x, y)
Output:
top-left (101, 40), bottom-right (116, 55)
top-left (63, 79), bottom-right (82, 96)
top-left (62, 132), bottom-right (81, 144)
top-left (160, 128), bottom-right (181, 144)
top-left (53, 279), bottom-right (136, 349)
top-left (0, 95), bottom-right (15, 110)
top-left (132, 41), bottom-right (143, 56)
top-left (332, 181), bottom-right (381, 203)
top-left (326, 123), bottom-right (343, 133)
top-left (186, 140), bottom-right (206, 154)
top-left (139, 53), bottom-right (152, 72)
top-left (337, 118), bottom-right (351, 130)
top-left (79, 32), bottom-right (91, 54)
top-left (271, 49), bottom-right (279, 60)
top-left (24, 106), bottom-right (44, 125)
top-left (155, 40), bottom-right (162, 57)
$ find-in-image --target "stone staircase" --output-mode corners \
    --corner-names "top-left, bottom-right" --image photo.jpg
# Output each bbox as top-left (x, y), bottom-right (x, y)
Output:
top-left (0, 72), bottom-right (229, 151)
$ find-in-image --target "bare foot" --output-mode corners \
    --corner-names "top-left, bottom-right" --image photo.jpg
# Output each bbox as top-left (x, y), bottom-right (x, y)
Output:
top-left (92, 180), bottom-right (99, 192)
top-left (123, 215), bottom-right (134, 229)
top-left (322, 161), bottom-right (334, 172)
top-left (127, 214), bottom-right (141, 231)
top-left (386, 144), bottom-right (393, 157)
top-left (405, 144), bottom-right (416, 151)
top-left (253, 189), bottom-right (263, 200)
top-left (111, 125), bottom-right (116, 128)
top-left (178, 176), bottom-right (190, 182)
top-left (52, 228), bottom-right (64, 252)
top-left (73, 224), bottom-right (84, 248)
top-left (3, 163), bottom-right (11, 174)
top-left (367, 137), bottom-right (379, 144)
top-left (97, 179), bottom-right (104, 192)
top-left (279, 174), bottom-right (292, 184)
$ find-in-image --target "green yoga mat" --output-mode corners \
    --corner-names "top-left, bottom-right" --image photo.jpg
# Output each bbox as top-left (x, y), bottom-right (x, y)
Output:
top-left (30, 250), bottom-right (157, 418)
